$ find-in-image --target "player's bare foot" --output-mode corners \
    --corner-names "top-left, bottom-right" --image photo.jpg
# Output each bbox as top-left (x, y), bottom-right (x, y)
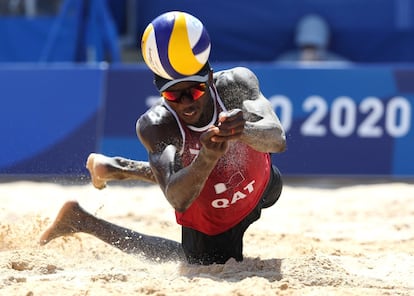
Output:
top-left (86, 153), bottom-right (109, 189)
top-left (39, 201), bottom-right (84, 246)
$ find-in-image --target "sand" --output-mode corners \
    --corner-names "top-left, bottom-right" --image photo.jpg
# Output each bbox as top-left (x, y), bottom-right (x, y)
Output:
top-left (1, 178), bottom-right (413, 296)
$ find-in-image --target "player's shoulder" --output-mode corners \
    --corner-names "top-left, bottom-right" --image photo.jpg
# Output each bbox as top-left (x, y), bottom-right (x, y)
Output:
top-left (136, 103), bottom-right (178, 148)
top-left (213, 67), bottom-right (260, 108)
top-left (213, 67), bottom-right (259, 90)
top-left (138, 103), bottom-right (177, 131)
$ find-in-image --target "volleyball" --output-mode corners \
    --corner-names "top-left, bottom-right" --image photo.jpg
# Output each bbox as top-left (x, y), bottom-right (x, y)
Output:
top-left (141, 11), bottom-right (211, 80)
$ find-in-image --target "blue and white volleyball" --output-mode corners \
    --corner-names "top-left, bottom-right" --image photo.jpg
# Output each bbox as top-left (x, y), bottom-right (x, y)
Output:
top-left (141, 11), bottom-right (211, 80)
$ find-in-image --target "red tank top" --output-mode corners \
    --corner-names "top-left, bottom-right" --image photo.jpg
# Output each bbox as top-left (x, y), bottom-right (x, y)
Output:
top-left (165, 88), bottom-right (271, 235)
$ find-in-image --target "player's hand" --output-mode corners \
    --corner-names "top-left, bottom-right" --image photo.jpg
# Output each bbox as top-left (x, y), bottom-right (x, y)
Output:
top-left (199, 126), bottom-right (229, 160)
top-left (211, 109), bottom-right (245, 142)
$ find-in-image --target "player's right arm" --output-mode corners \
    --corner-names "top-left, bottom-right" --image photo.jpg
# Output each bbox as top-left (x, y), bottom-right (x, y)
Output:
top-left (136, 105), bottom-right (226, 212)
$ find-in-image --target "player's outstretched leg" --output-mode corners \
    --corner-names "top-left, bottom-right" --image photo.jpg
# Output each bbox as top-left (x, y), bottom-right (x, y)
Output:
top-left (39, 201), bottom-right (82, 244)
top-left (40, 201), bottom-right (185, 262)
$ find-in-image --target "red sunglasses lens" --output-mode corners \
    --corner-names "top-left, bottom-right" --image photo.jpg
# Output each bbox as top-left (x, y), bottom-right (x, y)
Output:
top-left (190, 84), bottom-right (207, 100)
top-left (162, 91), bottom-right (180, 101)
top-left (162, 83), bottom-right (207, 102)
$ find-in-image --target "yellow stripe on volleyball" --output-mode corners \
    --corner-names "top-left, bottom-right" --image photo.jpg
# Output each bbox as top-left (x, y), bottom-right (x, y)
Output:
top-left (168, 12), bottom-right (204, 76)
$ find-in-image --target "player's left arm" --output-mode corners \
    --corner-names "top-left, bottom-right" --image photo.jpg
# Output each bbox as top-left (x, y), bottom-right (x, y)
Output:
top-left (241, 90), bottom-right (286, 153)
top-left (224, 67), bottom-right (286, 153)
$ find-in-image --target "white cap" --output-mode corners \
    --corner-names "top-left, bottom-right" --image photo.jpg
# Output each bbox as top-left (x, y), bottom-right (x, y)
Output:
top-left (154, 62), bottom-right (211, 92)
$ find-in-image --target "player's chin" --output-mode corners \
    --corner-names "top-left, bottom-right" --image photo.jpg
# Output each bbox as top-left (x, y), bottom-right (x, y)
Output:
top-left (179, 110), bottom-right (200, 125)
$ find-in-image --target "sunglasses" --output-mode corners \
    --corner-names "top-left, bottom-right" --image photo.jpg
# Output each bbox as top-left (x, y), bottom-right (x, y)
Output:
top-left (161, 83), bottom-right (208, 102)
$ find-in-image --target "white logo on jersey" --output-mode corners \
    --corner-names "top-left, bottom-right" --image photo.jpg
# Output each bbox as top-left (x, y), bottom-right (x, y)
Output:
top-left (211, 180), bottom-right (256, 208)
top-left (213, 172), bottom-right (245, 194)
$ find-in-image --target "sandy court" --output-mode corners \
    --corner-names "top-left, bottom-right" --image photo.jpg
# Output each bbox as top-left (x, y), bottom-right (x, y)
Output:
top-left (0, 178), bottom-right (413, 295)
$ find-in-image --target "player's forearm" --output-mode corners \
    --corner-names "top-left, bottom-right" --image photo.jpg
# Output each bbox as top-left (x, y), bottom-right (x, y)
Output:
top-left (165, 149), bottom-right (217, 212)
top-left (241, 121), bottom-right (286, 153)
top-left (107, 157), bottom-right (157, 183)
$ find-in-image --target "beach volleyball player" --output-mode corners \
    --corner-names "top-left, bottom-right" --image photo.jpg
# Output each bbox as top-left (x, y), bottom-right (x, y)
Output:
top-left (40, 11), bottom-right (286, 265)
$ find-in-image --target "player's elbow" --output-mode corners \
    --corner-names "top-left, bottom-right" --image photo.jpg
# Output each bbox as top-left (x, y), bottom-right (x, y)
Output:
top-left (272, 131), bottom-right (287, 153)
top-left (170, 199), bottom-right (190, 213)
top-left (174, 205), bottom-right (188, 213)
top-left (165, 189), bottom-right (193, 213)
top-left (279, 134), bottom-right (287, 152)
top-left (277, 139), bottom-right (287, 153)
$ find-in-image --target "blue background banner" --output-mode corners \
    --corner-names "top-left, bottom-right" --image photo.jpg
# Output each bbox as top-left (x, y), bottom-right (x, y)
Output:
top-left (0, 65), bottom-right (107, 175)
top-left (0, 64), bottom-right (412, 177)
top-left (100, 64), bottom-right (155, 160)
top-left (247, 65), bottom-right (414, 176)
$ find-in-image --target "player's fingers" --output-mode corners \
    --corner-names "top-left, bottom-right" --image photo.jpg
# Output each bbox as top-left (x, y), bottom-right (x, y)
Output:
top-left (200, 126), bottom-right (220, 143)
top-left (218, 109), bottom-right (243, 123)
top-left (211, 130), bottom-right (242, 142)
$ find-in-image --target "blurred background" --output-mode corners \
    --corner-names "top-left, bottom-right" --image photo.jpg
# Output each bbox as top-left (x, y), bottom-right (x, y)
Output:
top-left (1, 0), bottom-right (413, 179)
